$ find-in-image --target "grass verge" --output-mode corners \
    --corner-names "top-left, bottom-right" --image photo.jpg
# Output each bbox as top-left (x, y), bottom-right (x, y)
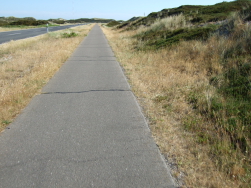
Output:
top-left (0, 24), bottom-right (94, 132)
top-left (0, 24), bottom-right (60, 32)
top-left (101, 11), bottom-right (251, 187)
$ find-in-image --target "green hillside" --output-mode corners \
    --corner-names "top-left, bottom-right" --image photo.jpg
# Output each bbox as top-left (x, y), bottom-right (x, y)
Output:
top-left (118, 0), bottom-right (251, 30)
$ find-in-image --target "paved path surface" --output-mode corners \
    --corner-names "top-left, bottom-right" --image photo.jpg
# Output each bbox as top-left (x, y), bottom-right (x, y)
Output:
top-left (0, 24), bottom-right (176, 187)
top-left (0, 24), bottom-right (87, 44)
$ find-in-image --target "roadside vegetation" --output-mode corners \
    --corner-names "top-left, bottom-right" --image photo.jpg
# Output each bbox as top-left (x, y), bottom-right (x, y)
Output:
top-left (0, 24), bottom-right (94, 132)
top-left (68, 18), bottom-right (115, 23)
top-left (106, 21), bottom-right (121, 27)
top-left (0, 16), bottom-right (115, 32)
top-left (0, 24), bottom-right (60, 32)
top-left (0, 17), bottom-right (51, 32)
top-left (103, 0), bottom-right (251, 187)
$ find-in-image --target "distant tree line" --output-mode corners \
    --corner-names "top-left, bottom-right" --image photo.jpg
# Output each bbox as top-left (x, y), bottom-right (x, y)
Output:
top-left (0, 16), bottom-right (119, 27)
top-left (9, 20), bottom-right (48, 26)
top-left (68, 18), bottom-right (115, 23)
top-left (0, 18), bottom-right (48, 26)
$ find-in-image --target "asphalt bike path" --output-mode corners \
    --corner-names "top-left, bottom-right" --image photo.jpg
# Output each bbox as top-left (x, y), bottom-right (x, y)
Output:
top-left (0, 24), bottom-right (176, 187)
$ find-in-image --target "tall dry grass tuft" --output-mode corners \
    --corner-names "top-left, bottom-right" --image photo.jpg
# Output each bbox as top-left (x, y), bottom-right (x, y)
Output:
top-left (135, 14), bottom-right (191, 35)
top-left (0, 27), bottom-right (27, 32)
top-left (102, 15), bottom-right (251, 186)
top-left (0, 24), bottom-right (94, 131)
top-left (150, 14), bottom-right (190, 31)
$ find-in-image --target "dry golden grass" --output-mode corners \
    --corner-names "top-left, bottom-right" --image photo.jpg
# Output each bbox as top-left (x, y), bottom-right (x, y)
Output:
top-left (0, 26), bottom-right (41, 32)
top-left (0, 27), bottom-right (28, 32)
top-left (0, 24), bottom-right (66, 32)
top-left (102, 26), bottom-right (241, 187)
top-left (147, 14), bottom-right (191, 32)
top-left (0, 24), bottom-right (94, 131)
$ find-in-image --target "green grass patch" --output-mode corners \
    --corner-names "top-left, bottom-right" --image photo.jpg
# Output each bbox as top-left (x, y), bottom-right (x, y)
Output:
top-left (106, 21), bottom-right (121, 27)
top-left (186, 45), bottom-right (251, 185)
top-left (61, 32), bottom-right (78, 38)
top-left (135, 25), bottom-right (218, 50)
top-left (2, 120), bottom-right (11, 125)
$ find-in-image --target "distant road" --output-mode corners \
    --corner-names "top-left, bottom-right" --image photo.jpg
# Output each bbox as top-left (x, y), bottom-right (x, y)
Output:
top-left (0, 24), bottom-right (87, 44)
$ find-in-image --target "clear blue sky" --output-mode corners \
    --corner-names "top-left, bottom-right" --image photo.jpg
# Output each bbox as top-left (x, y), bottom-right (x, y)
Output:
top-left (1, 0), bottom-right (233, 21)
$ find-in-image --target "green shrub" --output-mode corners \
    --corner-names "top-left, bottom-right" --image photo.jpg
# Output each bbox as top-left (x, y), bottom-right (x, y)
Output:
top-left (61, 32), bottom-right (78, 38)
top-left (135, 25), bottom-right (218, 50)
top-left (53, 20), bottom-right (66, 24)
top-left (0, 20), bottom-right (8, 26)
top-left (9, 19), bottom-right (48, 26)
top-left (106, 21), bottom-right (120, 27)
top-left (222, 63), bottom-right (251, 99)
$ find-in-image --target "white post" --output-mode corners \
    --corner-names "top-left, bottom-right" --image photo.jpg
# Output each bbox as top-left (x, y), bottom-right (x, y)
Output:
top-left (47, 24), bottom-right (49, 33)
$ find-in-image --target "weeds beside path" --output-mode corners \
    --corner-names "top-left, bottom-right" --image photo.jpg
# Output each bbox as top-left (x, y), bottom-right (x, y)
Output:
top-left (102, 2), bottom-right (251, 186)
top-left (101, 26), bottom-right (242, 187)
top-left (0, 24), bottom-right (94, 132)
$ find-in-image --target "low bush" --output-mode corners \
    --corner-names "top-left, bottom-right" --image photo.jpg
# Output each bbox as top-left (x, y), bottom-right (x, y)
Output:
top-left (106, 21), bottom-right (120, 27)
top-left (9, 19), bottom-right (48, 26)
top-left (53, 20), bottom-right (66, 24)
top-left (135, 25), bottom-right (218, 49)
top-left (61, 32), bottom-right (78, 38)
top-left (0, 20), bottom-right (8, 26)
